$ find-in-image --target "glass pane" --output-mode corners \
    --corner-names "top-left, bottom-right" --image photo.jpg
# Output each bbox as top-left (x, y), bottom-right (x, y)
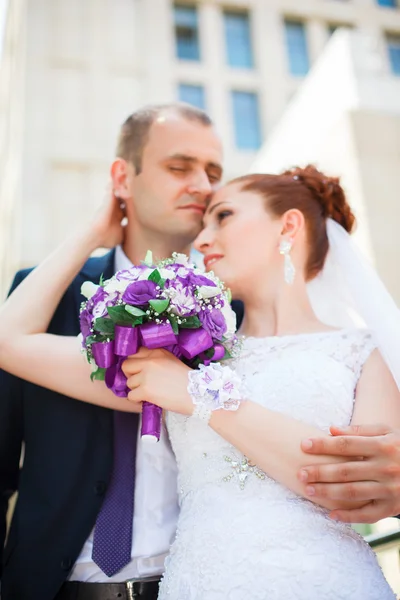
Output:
top-left (376, 0), bottom-right (397, 7)
top-left (178, 84), bottom-right (206, 109)
top-left (174, 5), bottom-right (200, 61)
top-left (284, 20), bottom-right (310, 76)
top-left (174, 4), bottom-right (198, 27)
top-left (231, 91), bottom-right (262, 150)
top-left (387, 35), bottom-right (400, 74)
top-left (224, 11), bottom-right (253, 68)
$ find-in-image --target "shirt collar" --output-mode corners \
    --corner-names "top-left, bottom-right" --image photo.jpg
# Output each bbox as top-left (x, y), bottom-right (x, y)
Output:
top-left (114, 245), bottom-right (133, 272)
top-left (114, 245), bottom-right (205, 272)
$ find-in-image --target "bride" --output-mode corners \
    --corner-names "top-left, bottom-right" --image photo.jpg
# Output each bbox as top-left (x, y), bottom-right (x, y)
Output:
top-left (0, 165), bottom-right (399, 599)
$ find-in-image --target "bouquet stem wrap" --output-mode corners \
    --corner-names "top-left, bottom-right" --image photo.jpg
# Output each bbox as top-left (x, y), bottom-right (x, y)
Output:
top-left (103, 323), bottom-right (217, 442)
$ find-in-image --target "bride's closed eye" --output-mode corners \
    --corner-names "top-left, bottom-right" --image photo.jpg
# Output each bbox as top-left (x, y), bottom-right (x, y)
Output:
top-left (216, 209), bottom-right (233, 223)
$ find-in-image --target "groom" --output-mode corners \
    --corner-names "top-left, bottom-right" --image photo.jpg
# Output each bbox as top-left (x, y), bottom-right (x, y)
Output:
top-left (0, 103), bottom-right (231, 600)
top-left (1, 102), bottom-right (400, 600)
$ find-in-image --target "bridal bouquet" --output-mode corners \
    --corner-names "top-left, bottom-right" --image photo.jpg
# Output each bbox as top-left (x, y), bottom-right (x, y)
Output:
top-left (80, 252), bottom-right (238, 442)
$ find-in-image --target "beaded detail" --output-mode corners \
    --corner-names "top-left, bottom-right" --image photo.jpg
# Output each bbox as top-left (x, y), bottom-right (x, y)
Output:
top-left (222, 454), bottom-right (266, 489)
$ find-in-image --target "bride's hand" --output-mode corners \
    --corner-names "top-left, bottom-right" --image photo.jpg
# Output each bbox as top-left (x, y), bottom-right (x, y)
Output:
top-left (89, 187), bottom-right (126, 249)
top-left (122, 348), bottom-right (194, 415)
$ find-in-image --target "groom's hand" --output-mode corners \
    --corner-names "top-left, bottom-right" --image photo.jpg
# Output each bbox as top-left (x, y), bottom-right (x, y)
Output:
top-left (298, 424), bottom-right (400, 523)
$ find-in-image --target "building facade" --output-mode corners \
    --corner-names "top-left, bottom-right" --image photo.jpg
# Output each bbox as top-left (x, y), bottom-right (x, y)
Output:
top-left (1, 0), bottom-right (400, 296)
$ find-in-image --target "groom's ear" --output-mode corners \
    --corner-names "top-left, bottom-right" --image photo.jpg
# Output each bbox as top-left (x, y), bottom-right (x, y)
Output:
top-left (111, 158), bottom-right (135, 201)
top-left (280, 209), bottom-right (304, 240)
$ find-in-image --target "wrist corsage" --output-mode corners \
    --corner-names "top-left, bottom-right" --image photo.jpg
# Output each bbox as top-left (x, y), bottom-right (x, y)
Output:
top-left (188, 363), bottom-right (246, 424)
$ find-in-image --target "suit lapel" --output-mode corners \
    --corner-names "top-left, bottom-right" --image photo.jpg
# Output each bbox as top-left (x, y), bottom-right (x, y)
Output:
top-left (73, 249), bottom-right (116, 318)
top-left (74, 250), bottom-right (116, 431)
top-left (80, 249), bottom-right (116, 282)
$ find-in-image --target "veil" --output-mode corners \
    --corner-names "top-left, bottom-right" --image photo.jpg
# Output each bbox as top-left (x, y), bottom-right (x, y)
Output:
top-left (307, 219), bottom-right (400, 389)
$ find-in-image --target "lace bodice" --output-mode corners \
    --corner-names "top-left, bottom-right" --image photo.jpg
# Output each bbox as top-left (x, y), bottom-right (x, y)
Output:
top-left (159, 329), bottom-right (395, 600)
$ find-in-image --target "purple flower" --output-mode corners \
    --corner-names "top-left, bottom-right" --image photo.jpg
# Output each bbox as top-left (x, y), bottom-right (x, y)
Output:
top-left (199, 308), bottom-right (227, 341)
top-left (115, 265), bottom-right (149, 281)
top-left (80, 309), bottom-right (93, 343)
top-left (122, 280), bottom-right (158, 305)
top-left (91, 289), bottom-right (120, 319)
top-left (91, 287), bottom-right (107, 306)
top-left (167, 281), bottom-right (198, 316)
top-left (189, 273), bottom-right (217, 288)
top-left (172, 271), bottom-right (217, 290)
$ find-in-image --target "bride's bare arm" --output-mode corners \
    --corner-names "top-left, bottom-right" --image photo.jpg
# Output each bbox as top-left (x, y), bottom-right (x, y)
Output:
top-left (0, 195), bottom-right (139, 413)
top-left (122, 347), bottom-right (400, 512)
top-left (209, 350), bottom-right (400, 512)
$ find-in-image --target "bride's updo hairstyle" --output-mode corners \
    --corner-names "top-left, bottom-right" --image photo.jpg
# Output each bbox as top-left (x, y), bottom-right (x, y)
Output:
top-left (230, 165), bottom-right (356, 280)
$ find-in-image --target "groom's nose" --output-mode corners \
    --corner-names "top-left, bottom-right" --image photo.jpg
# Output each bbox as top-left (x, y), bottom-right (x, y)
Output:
top-left (187, 170), bottom-right (213, 200)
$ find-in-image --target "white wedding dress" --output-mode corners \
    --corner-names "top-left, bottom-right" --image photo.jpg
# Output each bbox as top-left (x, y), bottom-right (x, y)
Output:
top-left (159, 329), bottom-right (396, 599)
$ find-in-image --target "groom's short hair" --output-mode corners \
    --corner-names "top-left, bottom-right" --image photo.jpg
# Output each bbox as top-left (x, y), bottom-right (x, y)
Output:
top-left (116, 103), bottom-right (213, 174)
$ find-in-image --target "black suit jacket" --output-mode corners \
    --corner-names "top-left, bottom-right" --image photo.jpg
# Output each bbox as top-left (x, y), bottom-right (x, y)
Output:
top-left (0, 251), bottom-right (244, 600)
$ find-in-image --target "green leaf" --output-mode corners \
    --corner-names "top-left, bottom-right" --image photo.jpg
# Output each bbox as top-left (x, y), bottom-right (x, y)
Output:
top-left (226, 287), bottom-right (232, 304)
top-left (85, 334), bottom-right (101, 345)
top-left (90, 367), bottom-right (106, 381)
top-left (125, 305), bottom-right (146, 317)
top-left (203, 347), bottom-right (215, 359)
top-left (107, 305), bottom-right (134, 324)
top-left (143, 250), bottom-right (153, 266)
top-left (169, 318), bottom-right (179, 335)
top-left (158, 278), bottom-right (166, 288)
top-left (93, 317), bottom-right (115, 336)
top-left (99, 273), bottom-right (105, 287)
top-left (148, 269), bottom-right (161, 284)
top-left (149, 299), bottom-right (170, 314)
top-left (180, 316), bottom-right (201, 329)
top-left (222, 349), bottom-right (232, 361)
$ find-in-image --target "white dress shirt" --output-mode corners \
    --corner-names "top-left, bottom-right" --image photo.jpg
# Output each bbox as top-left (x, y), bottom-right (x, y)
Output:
top-left (69, 246), bottom-right (179, 582)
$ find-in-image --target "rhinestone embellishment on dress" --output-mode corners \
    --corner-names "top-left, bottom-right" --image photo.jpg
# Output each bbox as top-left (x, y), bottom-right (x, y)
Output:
top-left (222, 455), bottom-right (266, 490)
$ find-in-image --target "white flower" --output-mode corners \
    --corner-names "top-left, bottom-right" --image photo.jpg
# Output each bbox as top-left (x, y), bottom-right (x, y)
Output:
top-left (220, 302), bottom-right (237, 339)
top-left (137, 267), bottom-right (155, 281)
top-left (176, 266), bottom-right (190, 278)
top-left (197, 285), bottom-right (221, 299)
top-left (81, 281), bottom-right (100, 299)
top-left (173, 253), bottom-right (190, 266)
top-left (168, 284), bottom-right (197, 316)
top-left (89, 358), bottom-right (99, 373)
top-left (159, 268), bottom-right (176, 280)
top-left (103, 278), bottom-right (130, 294)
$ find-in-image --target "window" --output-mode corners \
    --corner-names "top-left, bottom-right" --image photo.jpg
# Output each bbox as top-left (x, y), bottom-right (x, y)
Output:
top-left (174, 4), bottom-right (200, 61)
top-left (178, 84), bottom-right (206, 109)
top-left (231, 91), bottom-right (262, 150)
top-left (387, 34), bottom-right (400, 74)
top-left (284, 20), bottom-right (310, 76)
top-left (376, 0), bottom-right (397, 7)
top-left (224, 10), bottom-right (253, 68)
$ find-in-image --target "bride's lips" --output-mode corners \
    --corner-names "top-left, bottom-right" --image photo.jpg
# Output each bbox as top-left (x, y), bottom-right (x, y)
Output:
top-left (204, 254), bottom-right (224, 270)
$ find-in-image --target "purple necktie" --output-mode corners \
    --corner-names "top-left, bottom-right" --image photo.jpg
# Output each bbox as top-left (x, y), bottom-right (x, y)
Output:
top-left (92, 411), bottom-right (138, 577)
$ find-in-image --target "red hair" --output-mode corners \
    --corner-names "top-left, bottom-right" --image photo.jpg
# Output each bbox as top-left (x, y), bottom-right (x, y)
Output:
top-left (229, 165), bottom-right (356, 281)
